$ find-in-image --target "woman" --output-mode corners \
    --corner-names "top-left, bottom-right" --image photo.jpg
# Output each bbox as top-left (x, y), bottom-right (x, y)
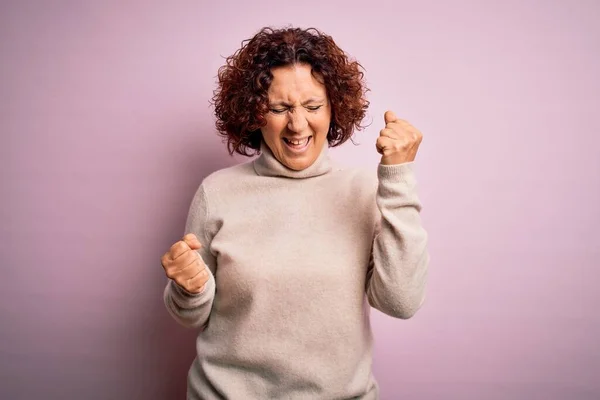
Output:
top-left (161, 26), bottom-right (429, 399)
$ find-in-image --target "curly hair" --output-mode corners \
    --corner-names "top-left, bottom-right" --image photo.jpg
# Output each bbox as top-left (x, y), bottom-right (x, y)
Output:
top-left (211, 26), bottom-right (370, 156)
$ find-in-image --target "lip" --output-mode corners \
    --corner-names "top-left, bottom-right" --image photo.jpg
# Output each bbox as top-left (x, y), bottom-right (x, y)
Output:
top-left (282, 136), bottom-right (312, 154)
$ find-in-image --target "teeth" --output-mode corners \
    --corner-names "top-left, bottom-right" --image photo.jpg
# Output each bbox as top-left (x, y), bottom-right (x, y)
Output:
top-left (287, 137), bottom-right (309, 146)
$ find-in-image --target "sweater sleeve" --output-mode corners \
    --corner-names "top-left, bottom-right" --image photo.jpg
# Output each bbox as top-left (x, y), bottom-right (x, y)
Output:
top-left (366, 162), bottom-right (430, 319)
top-left (163, 183), bottom-right (217, 329)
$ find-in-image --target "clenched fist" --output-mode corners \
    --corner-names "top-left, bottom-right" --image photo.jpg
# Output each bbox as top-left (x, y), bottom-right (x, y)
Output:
top-left (161, 233), bottom-right (210, 294)
top-left (376, 110), bottom-right (423, 165)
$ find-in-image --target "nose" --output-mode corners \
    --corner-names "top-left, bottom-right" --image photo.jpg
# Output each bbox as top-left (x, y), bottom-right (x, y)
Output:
top-left (287, 109), bottom-right (308, 133)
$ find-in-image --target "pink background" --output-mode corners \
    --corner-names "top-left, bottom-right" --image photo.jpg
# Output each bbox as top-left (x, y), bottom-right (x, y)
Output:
top-left (2, 1), bottom-right (599, 399)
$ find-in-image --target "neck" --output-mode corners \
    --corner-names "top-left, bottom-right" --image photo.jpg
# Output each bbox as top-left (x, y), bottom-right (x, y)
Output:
top-left (253, 140), bottom-right (332, 179)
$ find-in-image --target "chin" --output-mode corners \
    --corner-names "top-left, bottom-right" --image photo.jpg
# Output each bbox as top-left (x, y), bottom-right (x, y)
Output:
top-left (283, 159), bottom-right (307, 171)
top-left (283, 153), bottom-right (316, 171)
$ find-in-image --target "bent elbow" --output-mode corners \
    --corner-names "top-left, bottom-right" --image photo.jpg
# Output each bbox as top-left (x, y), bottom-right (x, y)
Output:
top-left (370, 291), bottom-right (426, 320)
top-left (393, 301), bottom-right (422, 319)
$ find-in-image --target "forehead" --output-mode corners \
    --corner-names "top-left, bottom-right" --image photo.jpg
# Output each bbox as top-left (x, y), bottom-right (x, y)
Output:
top-left (267, 63), bottom-right (326, 101)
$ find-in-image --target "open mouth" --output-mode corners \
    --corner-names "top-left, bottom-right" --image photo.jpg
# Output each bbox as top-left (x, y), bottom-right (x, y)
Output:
top-left (283, 136), bottom-right (312, 152)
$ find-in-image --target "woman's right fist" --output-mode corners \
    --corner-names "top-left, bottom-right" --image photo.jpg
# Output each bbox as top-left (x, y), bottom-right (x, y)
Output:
top-left (161, 233), bottom-right (209, 294)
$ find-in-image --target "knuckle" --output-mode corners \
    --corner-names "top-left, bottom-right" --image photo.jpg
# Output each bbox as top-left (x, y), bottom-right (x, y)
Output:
top-left (168, 246), bottom-right (179, 258)
top-left (197, 273), bottom-right (209, 285)
top-left (189, 279), bottom-right (204, 293)
top-left (165, 268), bottom-right (176, 279)
top-left (190, 278), bottom-right (201, 290)
top-left (169, 241), bottom-right (180, 253)
top-left (183, 233), bottom-right (196, 241)
top-left (192, 286), bottom-right (204, 294)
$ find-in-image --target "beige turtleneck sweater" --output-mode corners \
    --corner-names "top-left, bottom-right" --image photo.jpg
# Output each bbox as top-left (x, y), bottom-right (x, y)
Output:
top-left (163, 140), bottom-right (429, 399)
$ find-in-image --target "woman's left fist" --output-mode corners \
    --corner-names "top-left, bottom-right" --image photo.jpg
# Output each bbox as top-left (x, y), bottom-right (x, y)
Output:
top-left (376, 110), bottom-right (423, 165)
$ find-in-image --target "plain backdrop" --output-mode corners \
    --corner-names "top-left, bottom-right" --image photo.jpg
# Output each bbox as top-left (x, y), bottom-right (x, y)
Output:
top-left (1, 0), bottom-right (599, 399)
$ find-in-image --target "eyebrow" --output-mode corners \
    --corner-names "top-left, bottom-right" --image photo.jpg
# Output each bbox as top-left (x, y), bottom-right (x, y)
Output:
top-left (269, 98), bottom-right (325, 107)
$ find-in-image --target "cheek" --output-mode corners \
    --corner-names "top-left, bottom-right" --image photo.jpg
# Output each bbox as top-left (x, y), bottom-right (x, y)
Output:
top-left (262, 118), bottom-right (281, 140)
top-left (313, 114), bottom-right (331, 133)
top-left (265, 117), bottom-right (286, 133)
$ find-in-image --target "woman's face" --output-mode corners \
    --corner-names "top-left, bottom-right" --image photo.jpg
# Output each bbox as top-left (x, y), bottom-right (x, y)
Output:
top-left (261, 63), bottom-right (332, 171)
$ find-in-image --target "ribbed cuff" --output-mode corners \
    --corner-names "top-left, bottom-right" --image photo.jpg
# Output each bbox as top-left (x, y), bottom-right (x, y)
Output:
top-left (377, 161), bottom-right (416, 184)
top-left (168, 274), bottom-right (214, 308)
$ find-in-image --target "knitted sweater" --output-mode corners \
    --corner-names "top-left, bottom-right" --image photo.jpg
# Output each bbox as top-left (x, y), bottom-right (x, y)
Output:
top-left (163, 140), bottom-right (429, 399)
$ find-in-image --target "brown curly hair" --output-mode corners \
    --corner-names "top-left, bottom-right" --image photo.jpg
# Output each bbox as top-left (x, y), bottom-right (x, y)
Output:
top-left (211, 26), bottom-right (370, 156)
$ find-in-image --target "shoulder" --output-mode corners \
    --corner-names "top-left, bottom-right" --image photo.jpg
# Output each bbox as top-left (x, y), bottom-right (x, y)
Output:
top-left (200, 160), bottom-right (255, 192)
top-left (184, 161), bottom-right (255, 211)
top-left (330, 160), bottom-right (378, 193)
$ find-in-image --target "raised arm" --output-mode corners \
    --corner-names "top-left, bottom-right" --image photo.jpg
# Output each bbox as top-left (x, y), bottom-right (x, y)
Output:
top-left (162, 184), bottom-right (217, 329)
top-left (366, 110), bottom-right (429, 318)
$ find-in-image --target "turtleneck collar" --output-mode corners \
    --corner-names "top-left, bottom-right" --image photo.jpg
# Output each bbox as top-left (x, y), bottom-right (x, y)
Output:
top-left (253, 139), bottom-right (332, 179)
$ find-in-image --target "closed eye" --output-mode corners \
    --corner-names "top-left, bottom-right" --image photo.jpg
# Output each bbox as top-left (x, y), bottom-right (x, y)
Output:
top-left (269, 105), bottom-right (323, 114)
